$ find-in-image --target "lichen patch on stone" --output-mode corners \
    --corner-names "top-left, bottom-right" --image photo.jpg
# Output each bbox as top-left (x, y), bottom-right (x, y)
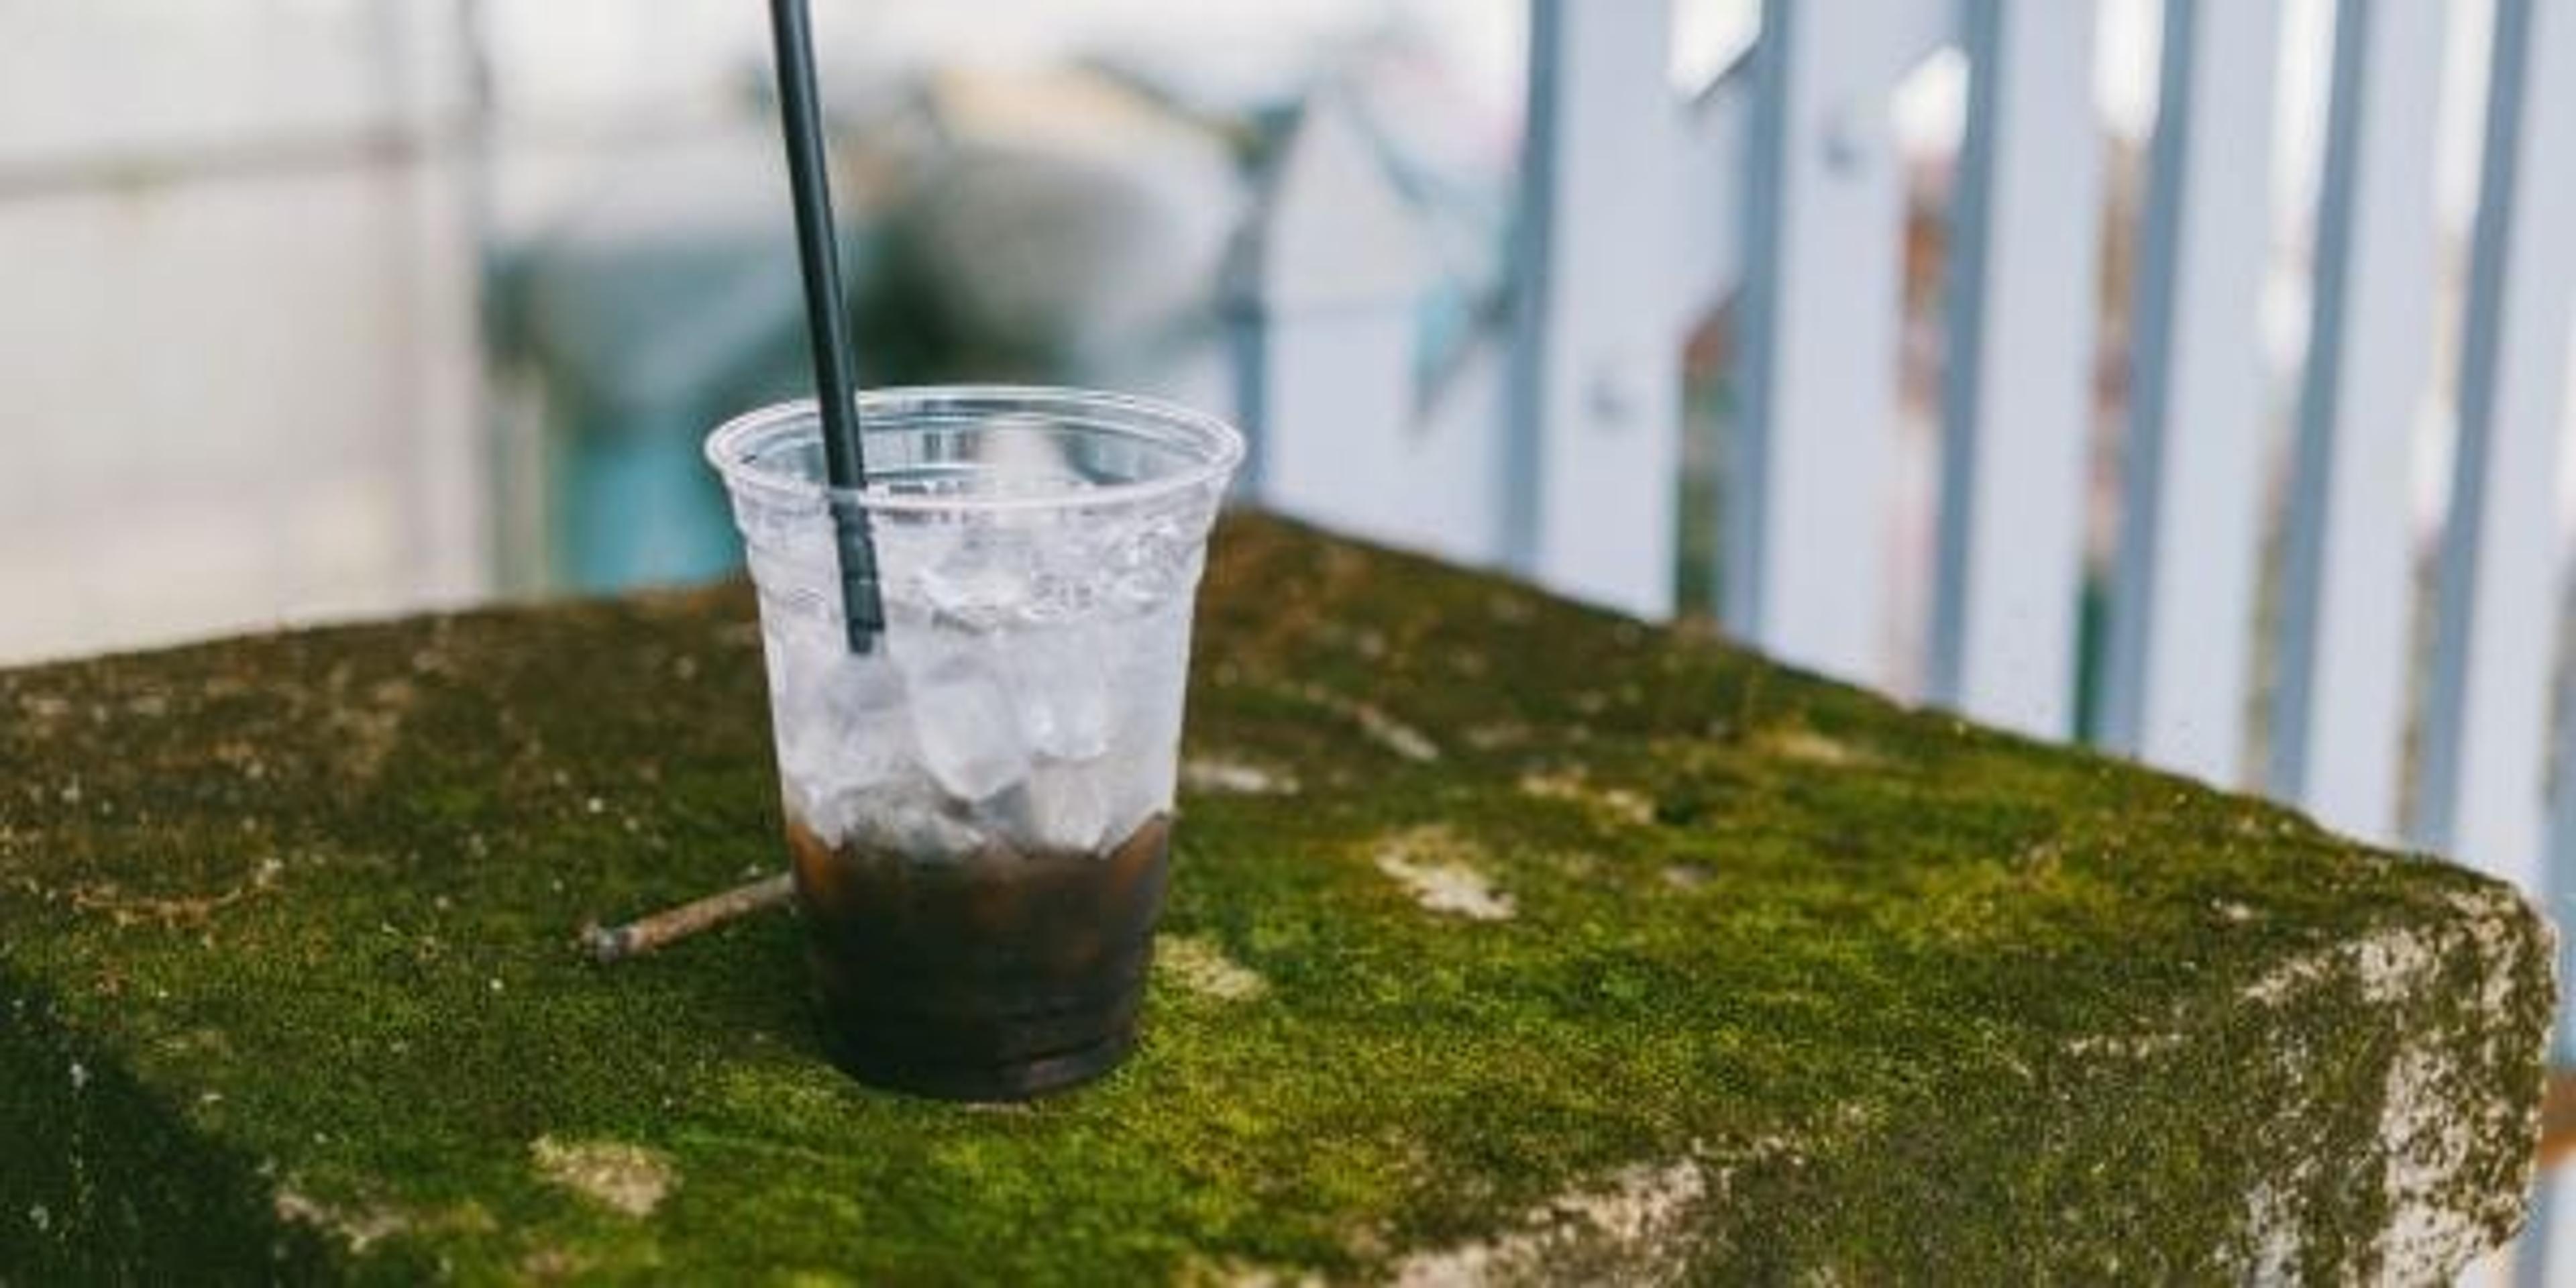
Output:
top-left (273, 1188), bottom-right (414, 1254)
top-left (2354, 931), bottom-right (2436, 1005)
top-left (2064, 1028), bottom-right (2188, 1061)
top-left (2245, 927), bottom-right (2438, 1011)
top-left (1294, 684), bottom-right (1441, 763)
top-left (1175, 1256), bottom-right (1325, 1287)
top-left (2367, 915), bottom-right (2534, 1275)
top-left (1181, 757), bottom-right (1301, 796)
top-left (2241, 1180), bottom-right (2300, 1282)
top-left (1756, 725), bottom-right (1872, 768)
top-left (2375, 1046), bottom-right (2485, 1271)
top-left (518, 1246), bottom-right (598, 1281)
top-left (1516, 771), bottom-right (1655, 828)
top-left (2240, 951), bottom-right (2337, 1008)
top-left (2227, 915), bottom-right (2535, 1278)
top-left (1389, 1159), bottom-right (1707, 1287)
top-left (1373, 826), bottom-right (1513, 921)
top-left (325, 676), bottom-right (417, 784)
top-left (530, 1136), bottom-right (675, 1218)
top-left (1158, 934), bottom-right (1269, 1002)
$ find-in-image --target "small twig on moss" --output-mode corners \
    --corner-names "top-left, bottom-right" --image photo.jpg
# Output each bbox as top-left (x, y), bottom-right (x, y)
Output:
top-left (582, 873), bottom-right (796, 964)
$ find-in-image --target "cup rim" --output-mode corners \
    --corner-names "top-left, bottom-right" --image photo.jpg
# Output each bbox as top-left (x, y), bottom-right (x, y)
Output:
top-left (704, 384), bottom-right (1247, 516)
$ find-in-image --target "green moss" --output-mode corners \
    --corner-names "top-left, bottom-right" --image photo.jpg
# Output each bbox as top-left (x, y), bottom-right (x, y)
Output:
top-left (0, 515), bottom-right (2552, 1283)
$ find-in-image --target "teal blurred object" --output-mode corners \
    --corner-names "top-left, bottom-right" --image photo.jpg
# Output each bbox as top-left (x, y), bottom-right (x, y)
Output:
top-left (554, 402), bottom-right (759, 592)
top-left (488, 138), bottom-right (875, 593)
top-left (486, 66), bottom-right (1288, 595)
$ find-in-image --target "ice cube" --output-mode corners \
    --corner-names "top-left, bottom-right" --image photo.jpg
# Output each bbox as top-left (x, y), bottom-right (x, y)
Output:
top-left (787, 769), bottom-right (986, 857)
top-left (1103, 726), bottom-right (1179, 845)
top-left (912, 528), bottom-right (1033, 631)
top-left (985, 758), bottom-right (1116, 854)
top-left (743, 505), bottom-right (845, 624)
top-left (769, 631), bottom-right (912, 800)
top-left (1102, 512), bottom-right (1199, 613)
top-left (787, 775), bottom-right (872, 848)
top-left (1006, 623), bottom-right (1114, 760)
top-left (1100, 655), bottom-right (1189, 843)
top-left (848, 779), bottom-right (987, 857)
top-left (894, 635), bottom-right (1031, 803)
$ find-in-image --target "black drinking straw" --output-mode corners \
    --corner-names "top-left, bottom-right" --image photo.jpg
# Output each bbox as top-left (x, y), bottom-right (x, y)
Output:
top-left (766, 0), bottom-right (884, 651)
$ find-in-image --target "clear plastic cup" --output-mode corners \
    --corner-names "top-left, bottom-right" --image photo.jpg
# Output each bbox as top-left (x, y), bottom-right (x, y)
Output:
top-left (705, 386), bottom-right (1244, 1099)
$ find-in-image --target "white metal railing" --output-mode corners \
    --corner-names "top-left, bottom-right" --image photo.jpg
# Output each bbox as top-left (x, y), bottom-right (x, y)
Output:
top-left (2422, 0), bottom-right (2576, 898)
top-left (1238, 19), bottom-right (2576, 1271)
top-left (2271, 0), bottom-right (2443, 848)
top-left (1230, 0), bottom-right (2576, 908)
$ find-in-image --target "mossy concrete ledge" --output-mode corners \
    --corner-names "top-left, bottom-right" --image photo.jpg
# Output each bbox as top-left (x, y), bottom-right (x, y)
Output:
top-left (0, 515), bottom-right (2554, 1283)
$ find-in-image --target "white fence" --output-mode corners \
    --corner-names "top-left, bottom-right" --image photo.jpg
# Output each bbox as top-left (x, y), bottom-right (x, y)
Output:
top-left (1231, 0), bottom-right (2576, 909)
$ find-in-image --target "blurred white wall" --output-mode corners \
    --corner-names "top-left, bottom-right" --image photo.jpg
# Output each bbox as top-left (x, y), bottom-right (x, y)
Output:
top-left (0, 1), bottom-right (484, 665)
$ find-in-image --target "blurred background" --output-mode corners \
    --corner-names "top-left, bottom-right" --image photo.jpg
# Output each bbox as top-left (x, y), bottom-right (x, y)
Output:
top-left (7, 0), bottom-right (2576, 1273)
top-left (9, 0), bottom-right (2497, 667)
top-left (0, 0), bottom-right (1511, 663)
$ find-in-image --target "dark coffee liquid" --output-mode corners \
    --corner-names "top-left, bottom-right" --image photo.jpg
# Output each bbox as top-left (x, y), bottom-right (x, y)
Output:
top-left (787, 814), bottom-right (1171, 1100)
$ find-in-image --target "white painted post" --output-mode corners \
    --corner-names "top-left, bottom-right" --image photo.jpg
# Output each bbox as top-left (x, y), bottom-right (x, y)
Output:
top-left (1928, 0), bottom-right (2104, 741)
top-left (1228, 89), bottom-right (1494, 564)
top-left (2268, 0), bottom-right (2446, 844)
top-left (2096, 0), bottom-right (2284, 786)
top-left (1507, 0), bottom-right (1682, 619)
top-left (1674, 64), bottom-right (1757, 342)
top-left (1672, 3), bottom-right (1955, 334)
top-left (2422, 0), bottom-right (2576, 895)
top-left (1727, 0), bottom-right (1931, 684)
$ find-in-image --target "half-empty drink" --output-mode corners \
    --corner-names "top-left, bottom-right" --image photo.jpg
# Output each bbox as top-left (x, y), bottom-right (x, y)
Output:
top-left (707, 386), bottom-right (1242, 1099)
top-left (788, 815), bottom-right (1169, 1098)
